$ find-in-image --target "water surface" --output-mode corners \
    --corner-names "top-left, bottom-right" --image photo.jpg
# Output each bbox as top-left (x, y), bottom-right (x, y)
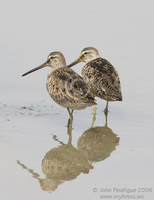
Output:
top-left (0, 0), bottom-right (154, 199)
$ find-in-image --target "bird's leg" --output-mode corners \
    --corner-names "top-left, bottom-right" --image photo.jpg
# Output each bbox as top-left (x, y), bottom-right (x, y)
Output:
top-left (104, 108), bottom-right (108, 127)
top-left (67, 117), bottom-right (72, 135)
top-left (104, 101), bottom-right (109, 116)
top-left (67, 110), bottom-right (73, 137)
top-left (91, 105), bottom-right (97, 127)
top-left (93, 104), bottom-right (97, 115)
top-left (67, 108), bottom-right (71, 115)
top-left (67, 108), bottom-right (73, 119)
top-left (67, 108), bottom-right (73, 135)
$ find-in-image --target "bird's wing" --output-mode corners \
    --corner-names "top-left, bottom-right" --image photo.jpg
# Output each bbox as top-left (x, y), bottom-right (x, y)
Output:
top-left (47, 68), bottom-right (96, 104)
top-left (83, 58), bottom-right (122, 100)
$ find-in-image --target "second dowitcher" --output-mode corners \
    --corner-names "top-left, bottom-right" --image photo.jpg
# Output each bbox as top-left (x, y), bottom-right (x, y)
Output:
top-left (68, 47), bottom-right (122, 114)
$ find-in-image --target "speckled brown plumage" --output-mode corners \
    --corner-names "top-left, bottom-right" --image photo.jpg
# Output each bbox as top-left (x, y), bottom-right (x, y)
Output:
top-left (82, 57), bottom-right (122, 101)
top-left (47, 67), bottom-right (96, 110)
top-left (22, 52), bottom-right (96, 115)
top-left (67, 47), bottom-right (122, 104)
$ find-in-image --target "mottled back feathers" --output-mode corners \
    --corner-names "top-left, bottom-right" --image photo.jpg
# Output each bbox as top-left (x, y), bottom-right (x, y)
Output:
top-left (82, 58), bottom-right (122, 101)
top-left (47, 67), bottom-right (96, 110)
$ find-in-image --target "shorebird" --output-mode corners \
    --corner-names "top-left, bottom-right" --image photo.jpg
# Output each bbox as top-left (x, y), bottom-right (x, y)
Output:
top-left (67, 47), bottom-right (122, 114)
top-left (22, 52), bottom-right (96, 118)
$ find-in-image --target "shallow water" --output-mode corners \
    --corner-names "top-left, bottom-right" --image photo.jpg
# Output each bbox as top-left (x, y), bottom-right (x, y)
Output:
top-left (1, 0), bottom-right (154, 199)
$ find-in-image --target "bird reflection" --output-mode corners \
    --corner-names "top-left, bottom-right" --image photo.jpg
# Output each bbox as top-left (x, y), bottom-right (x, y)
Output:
top-left (17, 116), bottom-right (93, 192)
top-left (77, 112), bottom-right (120, 163)
top-left (17, 112), bottom-right (120, 192)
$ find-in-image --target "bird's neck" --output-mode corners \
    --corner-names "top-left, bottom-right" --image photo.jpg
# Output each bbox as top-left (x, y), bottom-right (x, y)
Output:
top-left (85, 55), bottom-right (100, 63)
top-left (48, 65), bottom-right (66, 77)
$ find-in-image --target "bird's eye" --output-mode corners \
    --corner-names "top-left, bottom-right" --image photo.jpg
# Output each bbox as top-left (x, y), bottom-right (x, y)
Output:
top-left (50, 57), bottom-right (53, 59)
top-left (84, 52), bottom-right (88, 55)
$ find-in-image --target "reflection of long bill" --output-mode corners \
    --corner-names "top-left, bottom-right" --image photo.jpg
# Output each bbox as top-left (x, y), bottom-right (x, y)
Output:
top-left (22, 62), bottom-right (49, 77)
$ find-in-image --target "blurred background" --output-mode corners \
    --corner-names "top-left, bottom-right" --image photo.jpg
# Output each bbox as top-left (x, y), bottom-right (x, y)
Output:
top-left (0, 0), bottom-right (154, 199)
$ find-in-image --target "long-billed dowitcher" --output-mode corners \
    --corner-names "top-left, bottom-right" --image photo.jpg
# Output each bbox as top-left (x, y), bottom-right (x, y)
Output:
top-left (67, 47), bottom-right (122, 114)
top-left (22, 52), bottom-right (96, 117)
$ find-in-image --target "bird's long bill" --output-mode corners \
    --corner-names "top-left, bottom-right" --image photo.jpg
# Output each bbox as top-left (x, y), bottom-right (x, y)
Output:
top-left (22, 62), bottom-right (47, 76)
top-left (67, 58), bottom-right (81, 68)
